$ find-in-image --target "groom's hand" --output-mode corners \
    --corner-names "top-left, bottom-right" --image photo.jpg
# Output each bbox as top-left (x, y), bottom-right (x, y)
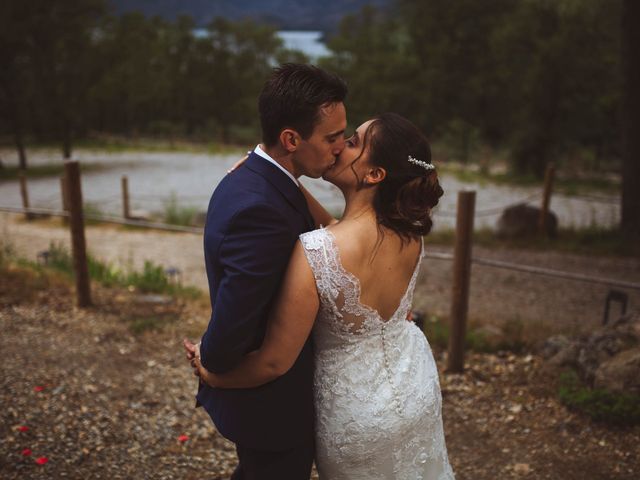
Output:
top-left (183, 338), bottom-right (218, 386)
top-left (183, 338), bottom-right (200, 361)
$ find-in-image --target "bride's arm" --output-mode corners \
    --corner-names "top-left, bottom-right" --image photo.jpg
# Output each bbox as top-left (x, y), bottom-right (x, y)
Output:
top-left (194, 240), bottom-right (319, 389)
top-left (300, 184), bottom-right (338, 228)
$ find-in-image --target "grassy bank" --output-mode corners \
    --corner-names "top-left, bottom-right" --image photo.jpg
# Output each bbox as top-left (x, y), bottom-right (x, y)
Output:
top-left (427, 226), bottom-right (639, 258)
top-left (437, 162), bottom-right (620, 195)
top-left (0, 162), bottom-right (111, 181)
top-left (0, 136), bottom-right (246, 157)
top-left (1, 240), bottom-right (202, 300)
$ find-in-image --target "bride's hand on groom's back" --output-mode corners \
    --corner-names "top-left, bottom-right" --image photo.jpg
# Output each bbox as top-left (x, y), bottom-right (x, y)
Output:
top-left (227, 151), bottom-right (251, 174)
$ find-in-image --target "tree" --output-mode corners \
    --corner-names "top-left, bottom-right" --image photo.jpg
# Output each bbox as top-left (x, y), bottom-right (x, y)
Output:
top-left (621, 0), bottom-right (640, 237)
top-left (0, 2), bottom-right (36, 169)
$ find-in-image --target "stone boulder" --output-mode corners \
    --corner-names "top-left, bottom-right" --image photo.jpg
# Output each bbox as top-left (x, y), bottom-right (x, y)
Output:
top-left (496, 203), bottom-right (558, 238)
top-left (540, 313), bottom-right (640, 388)
top-left (594, 348), bottom-right (640, 395)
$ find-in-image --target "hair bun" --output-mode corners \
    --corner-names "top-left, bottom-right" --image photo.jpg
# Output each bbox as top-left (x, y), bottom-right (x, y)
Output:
top-left (381, 172), bottom-right (443, 237)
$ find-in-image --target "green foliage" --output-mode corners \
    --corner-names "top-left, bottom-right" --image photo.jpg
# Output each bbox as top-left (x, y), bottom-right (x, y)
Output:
top-left (427, 226), bottom-right (639, 258)
top-left (558, 370), bottom-right (640, 425)
top-left (422, 315), bottom-right (450, 350)
top-left (0, 0), bottom-right (625, 179)
top-left (321, 0), bottom-right (622, 177)
top-left (0, 162), bottom-right (107, 180)
top-left (0, 239), bottom-right (16, 267)
top-left (41, 242), bottom-right (200, 297)
top-left (0, 6), bottom-right (289, 156)
top-left (83, 202), bottom-right (104, 225)
top-left (162, 193), bottom-right (199, 227)
top-left (126, 261), bottom-right (169, 293)
top-left (47, 242), bottom-right (74, 274)
top-left (421, 315), bottom-right (525, 353)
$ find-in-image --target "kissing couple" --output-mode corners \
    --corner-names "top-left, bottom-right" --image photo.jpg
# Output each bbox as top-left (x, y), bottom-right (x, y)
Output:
top-left (184, 63), bottom-right (455, 480)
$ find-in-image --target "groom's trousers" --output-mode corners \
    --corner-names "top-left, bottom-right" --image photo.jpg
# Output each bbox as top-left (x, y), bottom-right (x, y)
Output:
top-left (230, 437), bottom-right (315, 480)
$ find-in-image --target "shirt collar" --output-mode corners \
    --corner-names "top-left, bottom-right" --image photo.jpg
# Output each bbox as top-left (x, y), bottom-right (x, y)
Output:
top-left (254, 144), bottom-right (300, 187)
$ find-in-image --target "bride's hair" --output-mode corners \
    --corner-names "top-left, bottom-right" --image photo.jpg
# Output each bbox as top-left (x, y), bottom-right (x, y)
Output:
top-left (364, 113), bottom-right (443, 240)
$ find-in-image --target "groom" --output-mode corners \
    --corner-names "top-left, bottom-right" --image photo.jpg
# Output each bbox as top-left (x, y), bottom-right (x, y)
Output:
top-left (185, 64), bottom-right (347, 479)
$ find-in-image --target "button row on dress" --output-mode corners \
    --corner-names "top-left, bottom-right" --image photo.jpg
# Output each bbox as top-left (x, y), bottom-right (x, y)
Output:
top-left (381, 322), bottom-right (403, 416)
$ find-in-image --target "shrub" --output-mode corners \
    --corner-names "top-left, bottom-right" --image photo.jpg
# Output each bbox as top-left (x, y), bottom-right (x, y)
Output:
top-left (558, 370), bottom-right (640, 426)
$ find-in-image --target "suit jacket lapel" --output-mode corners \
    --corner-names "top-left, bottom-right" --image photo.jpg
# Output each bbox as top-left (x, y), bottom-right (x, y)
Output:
top-left (245, 153), bottom-right (315, 230)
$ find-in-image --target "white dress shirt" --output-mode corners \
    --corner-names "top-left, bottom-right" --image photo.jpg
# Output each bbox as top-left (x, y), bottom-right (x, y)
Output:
top-left (254, 144), bottom-right (300, 187)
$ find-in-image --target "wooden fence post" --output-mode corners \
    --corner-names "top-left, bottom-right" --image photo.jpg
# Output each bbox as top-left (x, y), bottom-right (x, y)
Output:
top-left (121, 175), bottom-right (130, 219)
top-left (64, 160), bottom-right (91, 307)
top-left (60, 176), bottom-right (70, 224)
top-left (447, 190), bottom-right (476, 373)
top-left (538, 163), bottom-right (555, 235)
top-left (18, 173), bottom-right (34, 220)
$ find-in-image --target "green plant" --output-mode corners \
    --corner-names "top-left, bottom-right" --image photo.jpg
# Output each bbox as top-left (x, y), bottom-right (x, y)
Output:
top-left (88, 257), bottom-right (122, 287)
top-left (47, 242), bottom-right (73, 274)
top-left (0, 240), bottom-right (16, 267)
top-left (37, 243), bottom-right (201, 298)
top-left (426, 226), bottom-right (639, 258)
top-left (422, 315), bottom-right (450, 350)
top-left (126, 261), bottom-right (170, 293)
top-left (558, 370), bottom-right (640, 426)
top-left (83, 202), bottom-right (104, 224)
top-left (162, 193), bottom-right (198, 227)
top-left (422, 314), bottom-right (530, 353)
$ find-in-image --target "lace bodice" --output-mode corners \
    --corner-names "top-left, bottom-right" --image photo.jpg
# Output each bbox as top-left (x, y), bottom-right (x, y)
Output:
top-left (300, 228), bottom-right (455, 480)
top-left (300, 227), bottom-right (421, 337)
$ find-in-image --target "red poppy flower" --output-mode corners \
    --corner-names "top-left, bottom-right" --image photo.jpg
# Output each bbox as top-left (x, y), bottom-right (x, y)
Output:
top-left (35, 457), bottom-right (48, 465)
top-left (178, 434), bottom-right (189, 443)
top-left (33, 386), bottom-right (44, 392)
top-left (22, 448), bottom-right (32, 456)
top-left (18, 426), bottom-right (29, 432)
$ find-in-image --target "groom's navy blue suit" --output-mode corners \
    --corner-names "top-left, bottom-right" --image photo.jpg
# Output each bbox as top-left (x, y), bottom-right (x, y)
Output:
top-left (197, 152), bottom-right (316, 477)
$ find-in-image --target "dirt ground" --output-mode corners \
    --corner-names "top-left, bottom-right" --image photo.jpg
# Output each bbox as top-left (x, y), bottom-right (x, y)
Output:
top-left (1, 214), bottom-right (639, 479)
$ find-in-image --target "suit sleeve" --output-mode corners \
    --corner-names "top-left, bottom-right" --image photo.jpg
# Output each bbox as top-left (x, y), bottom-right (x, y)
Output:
top-left (199, 204), bottom-right (294, 374)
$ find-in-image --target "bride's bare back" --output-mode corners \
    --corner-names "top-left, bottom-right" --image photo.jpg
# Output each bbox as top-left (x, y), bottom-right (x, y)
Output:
top-left (326, 220), bottom-right (422, 329)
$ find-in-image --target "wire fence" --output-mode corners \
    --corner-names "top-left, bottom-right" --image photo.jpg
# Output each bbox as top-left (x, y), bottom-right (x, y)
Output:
top-left (433, 192), bottom-right (542, 218)
top-left (2, 204), bottom-right (638, 292)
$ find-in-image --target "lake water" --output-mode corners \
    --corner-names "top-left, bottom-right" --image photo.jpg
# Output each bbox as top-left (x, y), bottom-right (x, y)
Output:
top-left (191, 29), bottom-right (330, 61)
top-left (278, 31), bottom-right (330, 60)
top-left (0, 149), bottom-right (620, 231)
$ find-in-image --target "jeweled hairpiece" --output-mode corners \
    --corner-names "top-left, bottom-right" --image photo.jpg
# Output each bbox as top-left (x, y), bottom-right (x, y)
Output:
top-left (407, 155), bottom-right (435, 171)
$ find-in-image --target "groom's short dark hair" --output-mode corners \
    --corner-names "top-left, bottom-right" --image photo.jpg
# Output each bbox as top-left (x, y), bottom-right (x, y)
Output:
top-left (259, 63), bottom-right (347, 147)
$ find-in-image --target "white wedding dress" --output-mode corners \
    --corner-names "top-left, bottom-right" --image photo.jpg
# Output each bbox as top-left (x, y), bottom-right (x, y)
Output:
top-left (300, 228), bottom-right (455, 480)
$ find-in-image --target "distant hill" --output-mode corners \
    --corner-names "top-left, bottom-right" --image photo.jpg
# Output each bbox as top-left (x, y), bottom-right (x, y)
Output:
top-left (109, 0), bottom-right (389, 31)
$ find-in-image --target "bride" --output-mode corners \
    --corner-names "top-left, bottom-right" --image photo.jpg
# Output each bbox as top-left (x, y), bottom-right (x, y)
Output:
top-left (192, 112), bottom-right (455, 479)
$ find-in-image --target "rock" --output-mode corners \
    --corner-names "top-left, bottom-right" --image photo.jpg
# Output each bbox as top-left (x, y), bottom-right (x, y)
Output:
top-left (513, 463), bottom-right (532, 475)
top-left (496, 203), bottom-right (557, 238)
top-left (548, 341), bottom-right (580, 368)
top-left (539, 335), bottom-right (571, 359)
top-left (544, 314), bottom-right (640, 387)
top-left (593, 348), bottom-right (640, 395)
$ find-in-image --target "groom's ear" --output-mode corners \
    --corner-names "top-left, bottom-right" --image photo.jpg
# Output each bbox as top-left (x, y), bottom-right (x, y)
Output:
top-left (365, 166), bottom-right (386, 186)
top-left (280, 129), bottom-right (299, 153)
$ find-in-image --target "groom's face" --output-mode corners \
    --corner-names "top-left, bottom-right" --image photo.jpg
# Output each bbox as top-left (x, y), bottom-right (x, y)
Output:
top-left (294, 102), bottom-right (347, 178)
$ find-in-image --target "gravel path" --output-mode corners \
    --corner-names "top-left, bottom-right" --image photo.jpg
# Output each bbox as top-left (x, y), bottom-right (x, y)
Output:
top-left (2, 212), bottom-right (639, 340)
top-left (1, 267), bottom-right (638, 479)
